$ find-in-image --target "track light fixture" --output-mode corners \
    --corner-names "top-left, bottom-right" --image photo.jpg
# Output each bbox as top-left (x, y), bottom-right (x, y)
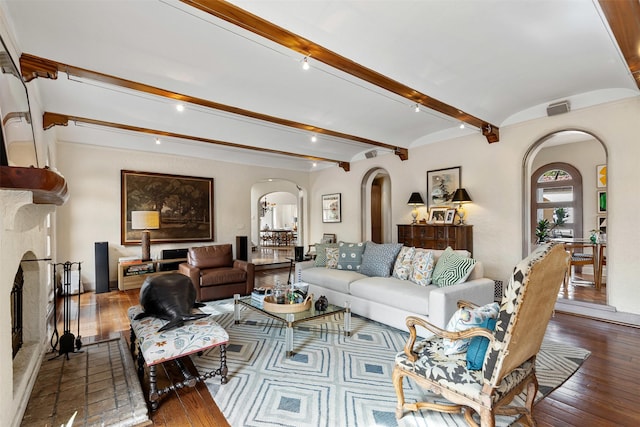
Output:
top-left (176, 103), bottom-right (185, 112)
top-left (414, 103), bottom-right (420, 113)
top-left (311, 135), bottom-right (317, 142)
top-left (155, 137), bottom-right (161, 144)
top-left (302, 56), bottom-right (310, 70)
top-left (459, 123), bottom-right (465, 129)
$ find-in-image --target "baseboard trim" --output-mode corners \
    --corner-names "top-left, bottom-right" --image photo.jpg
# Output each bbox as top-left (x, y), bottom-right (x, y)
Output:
top-left (555, 300), bottom-right (640, 328)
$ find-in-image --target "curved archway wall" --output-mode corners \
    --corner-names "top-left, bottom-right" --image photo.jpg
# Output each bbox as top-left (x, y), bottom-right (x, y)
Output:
top-left (307, 98), bottom-right (640, 323)
top-left (360, 168), bottom-right (392, 242)
top-left (523, 130), bottom-right (607, 306)
top-left (251, 180), bottom-right (307, 249)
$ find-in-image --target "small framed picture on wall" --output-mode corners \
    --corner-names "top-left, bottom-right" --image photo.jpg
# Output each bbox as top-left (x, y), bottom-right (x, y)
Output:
top-left (597, 191), bottom-right (607, 213)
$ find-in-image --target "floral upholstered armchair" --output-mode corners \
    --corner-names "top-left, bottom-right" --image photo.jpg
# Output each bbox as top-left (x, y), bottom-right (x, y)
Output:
top-left (393, 243), bottom-right (569, 426)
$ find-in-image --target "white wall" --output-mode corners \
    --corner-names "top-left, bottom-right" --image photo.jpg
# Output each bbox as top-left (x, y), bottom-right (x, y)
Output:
top-left (308, 97), bottom-right (640, 317)
top-left (55, 143), bottom-right (309, 289)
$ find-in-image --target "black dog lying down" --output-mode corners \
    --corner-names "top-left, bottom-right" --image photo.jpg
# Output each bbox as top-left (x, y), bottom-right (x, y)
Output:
top-left (134, 273), bottom-right (209, 332)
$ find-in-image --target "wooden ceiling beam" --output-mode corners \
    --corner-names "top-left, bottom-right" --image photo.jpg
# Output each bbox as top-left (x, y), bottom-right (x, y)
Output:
top-left (21, 53), bottom-right (401, 161)
top-left (181, 0), bottom-right (500, 143)
top-left (42, 112), bottom-right (350, 172)
top-left (599, 0), bottom-right (640, 89)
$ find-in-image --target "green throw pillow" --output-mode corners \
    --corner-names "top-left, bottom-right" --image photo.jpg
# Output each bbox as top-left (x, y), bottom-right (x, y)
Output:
top-left (432, 247), bottom-right (477, 287)
top-left (336, 241), bottom-right (366, 271)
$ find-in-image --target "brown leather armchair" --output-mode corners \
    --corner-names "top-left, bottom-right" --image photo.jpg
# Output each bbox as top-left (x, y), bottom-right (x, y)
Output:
top-left (179, 244), bottom-right (255, 302)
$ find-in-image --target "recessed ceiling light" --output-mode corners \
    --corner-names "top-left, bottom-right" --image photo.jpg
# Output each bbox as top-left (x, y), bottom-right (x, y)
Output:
top-left (311, 135), bottom-right (317, 142)
top-left (302, 56), bottom-right (310, 71)
top-left (155, 138), bottom-right (161, 144)
top-left (459, 123), bottom-right (465, 129)
top-left (414, 104), bottom-right (420, 113)
top-left (176, 103), bottom-right (185, 112)
top-left (312, 162), bottom-right (317, 167)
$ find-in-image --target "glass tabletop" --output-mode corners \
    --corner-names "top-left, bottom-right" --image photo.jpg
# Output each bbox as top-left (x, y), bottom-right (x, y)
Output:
top-left (237, 295), bottom-right (346, 323)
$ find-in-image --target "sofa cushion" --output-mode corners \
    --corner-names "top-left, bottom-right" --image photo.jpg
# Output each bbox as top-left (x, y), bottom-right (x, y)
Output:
top-left (201, 267), bottom-right (247, 287)
top-left (314, 243), bottom-right (339, 267)
top-left (432, 247), bottom-right (477, 287)
top-left (337, 241), bottom-right (366, 271)
top-left (189, 245), bottom-right (233, 269)
top-left (326, 247), bottom-right (339, 269)
top-left (360, 242), bottom-right (403, 277)
top-left (410, 249), bottom-right (435, 286)
top-left (300, 267), bottom-right (366, 294)
top-left (443, 302), bottom-right (499, 355)
top-left (466, 317), bottom-right (497, 370)
top-left (350, 276), bottom-right (431, 315)
top-left (392, 246), bottom-right (415, 280)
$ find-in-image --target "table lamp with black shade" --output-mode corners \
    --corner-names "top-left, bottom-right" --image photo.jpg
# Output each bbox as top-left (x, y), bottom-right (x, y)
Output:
top-left (407, 192), bottom-right (425, 224)
top-left (451, 188), bottom-right (472, 225)
top-left (131, 210), bottom-right (160, 261)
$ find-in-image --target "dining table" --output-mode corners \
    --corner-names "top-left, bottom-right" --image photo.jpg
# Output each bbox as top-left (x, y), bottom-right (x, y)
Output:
top-left (550, 237), bottom-right (606, 289)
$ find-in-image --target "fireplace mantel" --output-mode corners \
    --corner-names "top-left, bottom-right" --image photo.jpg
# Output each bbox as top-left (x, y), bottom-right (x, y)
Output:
top-left (0, 166), bottom-right (68, 205)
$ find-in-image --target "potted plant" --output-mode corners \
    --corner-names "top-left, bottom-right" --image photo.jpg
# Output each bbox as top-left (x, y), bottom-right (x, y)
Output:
top-left (535, 219), bottom-right (551, 244)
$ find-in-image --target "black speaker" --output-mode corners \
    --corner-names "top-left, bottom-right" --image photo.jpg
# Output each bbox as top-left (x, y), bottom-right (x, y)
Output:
top-left (236, 236), bottom-right (249, 261)
top-left (94, 241), bottom-right (110, 294)
top-left (295, 246), bottom-right (304, 262)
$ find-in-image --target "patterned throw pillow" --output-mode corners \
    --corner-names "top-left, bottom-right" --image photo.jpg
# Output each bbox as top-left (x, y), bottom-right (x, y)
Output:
top-left (325, 247), bottom-right (339, 269)
top-left (360, 242), bottom-right (403, 277)
top-left (410, 249), bottom-right (435, 286)
top-left (443, 302), bottom-right (500, 355)
top-left (431, 247), bottom-right (477, 287)
top-left (314, 243), bottom-right (338, 267)
top-left (466, 317), bottom-right (497, 370)
top-left (336, 241), bottom-right (366, 271)
top-left (392, 246), bottom-right (415, 280)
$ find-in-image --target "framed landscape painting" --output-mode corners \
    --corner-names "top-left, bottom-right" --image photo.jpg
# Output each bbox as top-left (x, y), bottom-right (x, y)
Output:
top-left (121, 170), bottom-right (214, 245)
top-left (427, 166), bottom-right (461, 207)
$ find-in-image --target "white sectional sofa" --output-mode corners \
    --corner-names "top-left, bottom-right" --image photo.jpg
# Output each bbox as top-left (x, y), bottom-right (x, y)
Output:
top-left (295, 246), bottom-right (495, 332)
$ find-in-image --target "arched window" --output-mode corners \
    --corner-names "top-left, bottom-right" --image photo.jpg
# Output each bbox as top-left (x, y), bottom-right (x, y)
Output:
top-left (531, 162), bottom-right (583, 241)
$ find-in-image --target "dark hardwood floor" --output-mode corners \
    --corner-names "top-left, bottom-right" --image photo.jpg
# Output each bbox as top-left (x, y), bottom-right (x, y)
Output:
top-left (64, 267), bottom-right (637, 426)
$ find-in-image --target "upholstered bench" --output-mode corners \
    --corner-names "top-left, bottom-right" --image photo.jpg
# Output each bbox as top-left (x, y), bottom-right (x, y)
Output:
top-left (128, 305), bottom-right (228, 410)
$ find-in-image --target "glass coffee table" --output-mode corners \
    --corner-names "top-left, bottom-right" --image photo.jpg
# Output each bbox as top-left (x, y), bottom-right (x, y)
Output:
top-left (233, 294), bottom-right (351, 357)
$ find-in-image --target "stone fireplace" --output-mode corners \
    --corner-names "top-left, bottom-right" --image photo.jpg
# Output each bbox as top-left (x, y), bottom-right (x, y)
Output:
top-left (1, 190), bottom-right (56, 427)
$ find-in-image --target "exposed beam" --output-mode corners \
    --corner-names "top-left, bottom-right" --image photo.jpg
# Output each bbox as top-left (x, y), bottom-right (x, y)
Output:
top-left (42, 112), bottom-right (350, 172)
top-left (599, 0), bottom-right (640, 89)
top-left (181, 0), bottom-right (500, 144)
top-left (21, 54), bottom-right (402, 161)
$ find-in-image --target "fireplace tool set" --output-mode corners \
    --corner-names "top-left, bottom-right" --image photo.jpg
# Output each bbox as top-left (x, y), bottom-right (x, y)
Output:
top-left (50, 261), bottom-right (83, 360)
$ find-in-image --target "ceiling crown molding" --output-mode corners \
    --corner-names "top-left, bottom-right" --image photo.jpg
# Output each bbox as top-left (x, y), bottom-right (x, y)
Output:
top-left (181, 0), bottom-right (500, 144)
top-left (42, 112), bottom-right (351, 172)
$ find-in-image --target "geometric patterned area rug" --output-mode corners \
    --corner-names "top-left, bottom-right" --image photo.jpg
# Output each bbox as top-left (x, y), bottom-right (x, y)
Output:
top-left (194, 299), bottom-right (589, 427)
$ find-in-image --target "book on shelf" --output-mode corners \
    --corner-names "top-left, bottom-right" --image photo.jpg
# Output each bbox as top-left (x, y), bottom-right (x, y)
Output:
top-left (119, 256), bottom-right (142, 265)
top-left (124, 262), bottom-right (155, 276)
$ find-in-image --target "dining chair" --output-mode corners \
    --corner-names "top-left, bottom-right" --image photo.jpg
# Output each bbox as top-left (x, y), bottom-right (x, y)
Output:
top-left (563, 242), bottom-right (596, 289)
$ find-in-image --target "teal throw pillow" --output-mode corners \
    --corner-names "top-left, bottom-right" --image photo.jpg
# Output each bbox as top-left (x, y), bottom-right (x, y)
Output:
top-left (314, 243), bottom-right (338, 267)
top-left (360, 242), bottom-right (402, 277)
top-left (337, 241), bottom-right (366, 271)
top-left (443, 302), bottom-right (499, 355)
top-left (432, 247), bottom-right (477, 287)
top-left (466, 317), bottom-right (497, 370)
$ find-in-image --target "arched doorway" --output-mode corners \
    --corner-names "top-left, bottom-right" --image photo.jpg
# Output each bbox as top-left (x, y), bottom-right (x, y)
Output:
top-left (523, 129), bottom-right (608, 305)
top-left (361, 168), bottom-right (392, 242)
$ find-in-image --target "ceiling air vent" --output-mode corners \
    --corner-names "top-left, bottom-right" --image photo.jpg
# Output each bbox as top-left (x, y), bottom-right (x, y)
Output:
top-left (547, 100), bottom-right (571, 116)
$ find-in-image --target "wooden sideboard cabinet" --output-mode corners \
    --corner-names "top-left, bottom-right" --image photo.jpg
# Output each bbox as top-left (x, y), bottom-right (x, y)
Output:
top-left (117, 258), bottom-right (187, 291)
top-left (397, 224), bottom-right (473, 254)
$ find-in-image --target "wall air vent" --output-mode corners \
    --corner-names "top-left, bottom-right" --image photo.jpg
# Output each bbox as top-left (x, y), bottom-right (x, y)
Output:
top-left (364, 150), bottom-right (377, 159)
top-left (547, 100), bottom-right (571, 116)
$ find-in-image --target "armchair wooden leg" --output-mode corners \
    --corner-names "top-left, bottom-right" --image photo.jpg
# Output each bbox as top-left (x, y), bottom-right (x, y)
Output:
top-left (392, 366), bottom-right (406, 419)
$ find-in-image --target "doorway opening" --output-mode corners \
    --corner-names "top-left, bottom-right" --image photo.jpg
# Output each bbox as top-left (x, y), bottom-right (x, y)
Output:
top-left (523, 129), bottom-right (607, 306)
top-left (361, 168), bottom-right (391, 242)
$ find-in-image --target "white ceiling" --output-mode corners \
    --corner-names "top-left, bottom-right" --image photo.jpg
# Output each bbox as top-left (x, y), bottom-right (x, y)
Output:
top-left (4, 0), bottom-right (638, 171)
